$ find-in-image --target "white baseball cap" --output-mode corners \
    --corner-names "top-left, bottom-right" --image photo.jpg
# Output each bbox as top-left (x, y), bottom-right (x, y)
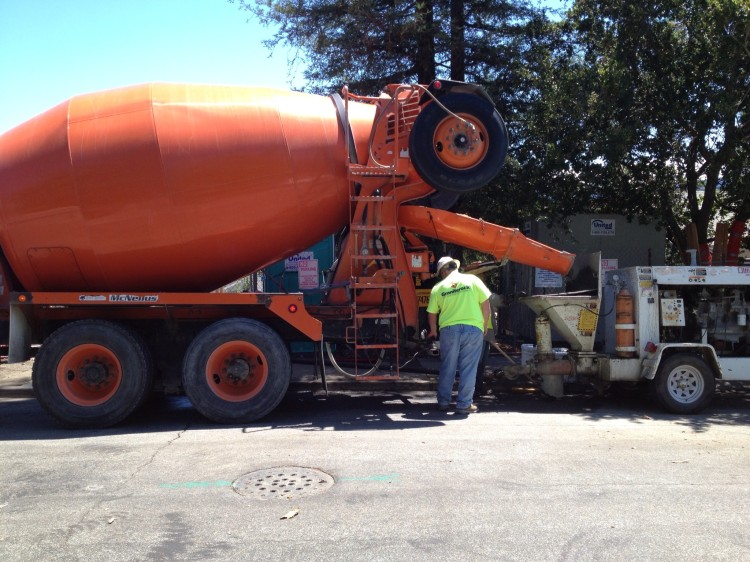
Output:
top-left (436, 256), bottom-right (460, 274)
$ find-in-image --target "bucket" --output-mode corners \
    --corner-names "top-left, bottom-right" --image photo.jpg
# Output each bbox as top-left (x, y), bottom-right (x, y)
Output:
top-left (521, 344), bottom-right (537, 365)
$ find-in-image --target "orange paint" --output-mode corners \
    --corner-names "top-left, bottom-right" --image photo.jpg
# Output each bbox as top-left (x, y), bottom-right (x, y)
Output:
top-left (0, 83), bottom-right (378, 292)
top-left (615, 288), bottom-right (636, 358)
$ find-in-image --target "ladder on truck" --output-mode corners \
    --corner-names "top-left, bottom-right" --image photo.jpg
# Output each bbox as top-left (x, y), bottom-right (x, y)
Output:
top-left (341, 85), bottom-right (422, 379)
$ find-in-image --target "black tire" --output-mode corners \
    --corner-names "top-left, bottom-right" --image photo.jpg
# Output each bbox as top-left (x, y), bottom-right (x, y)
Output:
top-left (653, 354), bottom-right (715, 414)
top-left (182, 318), bottom-right (291, 424)
top-left (409, 93), bottom-right (508, 193)
top-left (32, 320), bottom-right (154, 428)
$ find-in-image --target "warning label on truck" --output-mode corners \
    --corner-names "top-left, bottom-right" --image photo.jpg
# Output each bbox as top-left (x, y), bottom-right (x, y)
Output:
top-left (577, 308), bottom-right (598, 335)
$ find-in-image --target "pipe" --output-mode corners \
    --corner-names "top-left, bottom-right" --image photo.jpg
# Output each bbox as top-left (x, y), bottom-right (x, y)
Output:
top-left (535, 315), bottom-right (564, 398)
top-left (398, 206), bottom-right (575, 275)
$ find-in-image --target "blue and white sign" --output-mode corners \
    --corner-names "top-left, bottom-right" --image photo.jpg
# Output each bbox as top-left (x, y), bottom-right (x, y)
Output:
top-left (591, 218), bottom-right (615, 236)
top-left (284, 251), bottom-right (314, 271)
top-left (535, 268), bottom-right (563, 288)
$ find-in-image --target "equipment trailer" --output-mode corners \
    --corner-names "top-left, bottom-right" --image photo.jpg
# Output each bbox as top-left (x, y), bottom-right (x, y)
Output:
top-left (504, 257), bottom-right (750, 414)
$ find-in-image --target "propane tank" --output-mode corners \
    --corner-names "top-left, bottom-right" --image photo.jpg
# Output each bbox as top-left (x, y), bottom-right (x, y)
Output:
top-left (615, 288), bottom-right (637, 358)
top-left (726, 219), bottom-right (747, 266)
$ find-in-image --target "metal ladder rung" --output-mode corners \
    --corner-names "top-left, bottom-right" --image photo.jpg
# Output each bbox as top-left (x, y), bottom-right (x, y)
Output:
top-left (354, 312), bottom-right (397, 319)
top-left (355, 343), bottom-right (398, 350)
top-left (352, 273), bottom-right (398, 283)
top-left (351, 281), bottom-right (398, 289)
top-left (351, 195), bottom-right (395, 202)
top-left (350, 167), bottom-right (398, 177)
top-left (350, 224), bottom-right (397, 231)
top-left (351, 254), bottom-right (397, 260)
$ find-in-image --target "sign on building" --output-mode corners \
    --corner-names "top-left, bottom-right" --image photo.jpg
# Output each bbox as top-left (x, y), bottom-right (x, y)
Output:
top-left (284, 251), bottom-right (314, 271)
top-left (591, 218), bottom-right (616, 236)
top-left (297, 259), bottom-right (319, 289)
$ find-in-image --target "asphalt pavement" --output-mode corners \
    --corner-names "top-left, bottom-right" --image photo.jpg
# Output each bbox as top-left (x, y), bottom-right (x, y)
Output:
top-left (1, 360), bottom-right (749, 561)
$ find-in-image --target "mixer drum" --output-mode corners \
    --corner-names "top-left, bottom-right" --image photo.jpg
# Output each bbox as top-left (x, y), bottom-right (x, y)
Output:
top-left (0, 83), bottom-right (378, 292)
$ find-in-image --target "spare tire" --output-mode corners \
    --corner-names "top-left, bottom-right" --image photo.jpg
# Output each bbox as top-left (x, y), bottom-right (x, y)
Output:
top-left (409, 93), bottom-right (508, 193)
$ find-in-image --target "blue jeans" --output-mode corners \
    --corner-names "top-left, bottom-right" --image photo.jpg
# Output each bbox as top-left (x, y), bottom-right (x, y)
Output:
top-left (437, 324), bottom-right (484, 409)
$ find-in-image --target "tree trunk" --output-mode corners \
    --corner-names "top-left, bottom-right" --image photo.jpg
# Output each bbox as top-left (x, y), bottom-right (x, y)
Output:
top-left (450, 0), bottom-right (465, 81)
top-left (415, 0), bottom-right (436, 83)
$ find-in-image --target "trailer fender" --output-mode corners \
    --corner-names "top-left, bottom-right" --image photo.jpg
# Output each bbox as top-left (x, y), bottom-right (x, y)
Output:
top-left (641, 343), bottom-right (722, 381)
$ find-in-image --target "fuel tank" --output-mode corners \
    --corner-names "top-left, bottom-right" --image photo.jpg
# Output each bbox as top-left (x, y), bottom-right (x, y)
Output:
top-left (0, 83), bottom-right (379, 292)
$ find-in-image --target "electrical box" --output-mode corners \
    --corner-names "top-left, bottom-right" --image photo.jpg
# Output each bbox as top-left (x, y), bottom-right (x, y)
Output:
top-left (660, 298), bottom-right (685, 326)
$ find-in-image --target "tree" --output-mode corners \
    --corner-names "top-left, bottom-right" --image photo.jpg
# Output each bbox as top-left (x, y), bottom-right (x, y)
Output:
top-left (231, 0), bottom-right (537, 94)
top-left (497, 0), bottom-right (750, 261)
top-left (230, 0), bottom-right (559, 240)
top-left (232, 0), bottom-right (750, 263)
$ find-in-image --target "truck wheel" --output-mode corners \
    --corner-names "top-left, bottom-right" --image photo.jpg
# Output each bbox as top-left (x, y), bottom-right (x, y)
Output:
top-left (409, 93), bottom-right (508, 193)
top-left (653, 354), bottom-right (715, 414)
top-left (32, 320), bottom-right (153, 428)
top-left (182, 318), bottom-right (291, 423)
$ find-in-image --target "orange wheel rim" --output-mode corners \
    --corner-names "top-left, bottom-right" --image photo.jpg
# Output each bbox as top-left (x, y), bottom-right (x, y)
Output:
top-left (432, 112), bottom-right (489, 170)
top-left (205, 341), bottom-right (268, 402)
top-left (56, 344), bottom-right (123, 406)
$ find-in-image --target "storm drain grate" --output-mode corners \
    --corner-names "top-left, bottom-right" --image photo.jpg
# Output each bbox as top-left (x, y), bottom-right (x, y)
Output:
top-left (232, 467), bottom-right (334, 500)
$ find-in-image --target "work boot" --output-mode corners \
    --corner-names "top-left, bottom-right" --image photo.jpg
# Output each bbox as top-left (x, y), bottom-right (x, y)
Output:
top-left (455, 404), bottom-right (478, 414)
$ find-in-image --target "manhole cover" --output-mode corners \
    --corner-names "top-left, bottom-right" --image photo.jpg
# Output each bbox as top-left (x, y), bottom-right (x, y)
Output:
top-left (233, 467), bottom-right (334, 500)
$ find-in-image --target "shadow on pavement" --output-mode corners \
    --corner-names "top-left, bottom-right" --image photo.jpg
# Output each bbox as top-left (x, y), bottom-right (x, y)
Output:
top-left (488, 381), bottom-right (750, 433)
top-left (1, 380), bottom-right (748, 441)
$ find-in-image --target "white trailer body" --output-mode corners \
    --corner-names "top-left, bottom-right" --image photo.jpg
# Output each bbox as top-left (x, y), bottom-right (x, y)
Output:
top-left (510, 259), bottom-right (750, 413)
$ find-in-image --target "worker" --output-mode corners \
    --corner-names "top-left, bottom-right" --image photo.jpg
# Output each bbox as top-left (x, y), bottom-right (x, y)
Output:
top-left (427, 256), bottom-right (492, 414)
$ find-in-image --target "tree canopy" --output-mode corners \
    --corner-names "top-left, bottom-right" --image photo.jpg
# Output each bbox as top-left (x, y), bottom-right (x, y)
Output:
top-left (233, 0), bottom-right (750, 262)
top-left (233, 0), bottom-right (537, 93)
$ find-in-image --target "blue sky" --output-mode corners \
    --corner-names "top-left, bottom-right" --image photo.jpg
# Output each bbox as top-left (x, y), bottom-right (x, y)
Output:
top-left (0, 0), bottom-right (299, 132)
top-left (0, 0), bottom-right (568, 134)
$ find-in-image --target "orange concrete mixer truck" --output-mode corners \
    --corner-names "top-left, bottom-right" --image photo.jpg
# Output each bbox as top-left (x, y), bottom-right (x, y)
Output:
top-left (0, 80), bottom-right (574, 427)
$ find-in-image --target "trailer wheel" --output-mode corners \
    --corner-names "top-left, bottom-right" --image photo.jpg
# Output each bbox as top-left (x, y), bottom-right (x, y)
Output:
top-left (182, 318), bottom-right (291, 424)
top-left (653, 354), bottom-right (715, 414)
top-left (32, 320), bottom-right (153, 428)
top-left (409, 93), bottom-right (508, 193)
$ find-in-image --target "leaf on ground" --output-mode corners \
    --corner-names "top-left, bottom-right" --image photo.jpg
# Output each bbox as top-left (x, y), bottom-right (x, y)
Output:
top-left (280, 508), bottom-right (300, 520)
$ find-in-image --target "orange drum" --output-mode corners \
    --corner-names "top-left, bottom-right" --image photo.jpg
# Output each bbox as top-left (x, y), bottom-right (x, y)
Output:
top-left (0, 84), bottom-right (378, 291)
